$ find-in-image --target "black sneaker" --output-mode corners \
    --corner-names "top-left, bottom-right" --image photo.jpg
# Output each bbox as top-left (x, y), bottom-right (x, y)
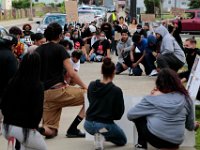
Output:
top-left (66, 129), bottom-right (85, 138)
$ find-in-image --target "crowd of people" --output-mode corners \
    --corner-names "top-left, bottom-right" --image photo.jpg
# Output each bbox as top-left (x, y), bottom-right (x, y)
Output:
top-left (0, 10), bottom-right (200, 150)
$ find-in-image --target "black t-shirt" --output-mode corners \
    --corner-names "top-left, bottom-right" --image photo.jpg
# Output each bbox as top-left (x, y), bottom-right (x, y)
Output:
top-left (71, 38), bottom-right (84, 50)
top-left (36, 42), bottom-right (70, 90)
top-left (92, 40), bottom-right (110, 56)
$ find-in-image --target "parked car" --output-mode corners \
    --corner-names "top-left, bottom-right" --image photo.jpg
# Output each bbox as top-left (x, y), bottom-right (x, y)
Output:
top-left (78, 10), bottom-right (103, 24)
top-left (173, 9), bottom-right (200, 33)
top-left (78, 5), bottom-right (107, 21)
top-left (36, 13), bottom-right (67, 33)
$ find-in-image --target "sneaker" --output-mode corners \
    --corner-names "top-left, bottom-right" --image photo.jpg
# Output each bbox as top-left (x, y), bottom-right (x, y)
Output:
top-left (66, 129), bottom-right (85, 138)
top-left (94, 133), bottom-right (105, 150)
top-left (149, 69), bottom-right (158, 77)
top-left (135, 144), bottom-right (147, 150)
top-left (128, 68), bottom-right (133, 76)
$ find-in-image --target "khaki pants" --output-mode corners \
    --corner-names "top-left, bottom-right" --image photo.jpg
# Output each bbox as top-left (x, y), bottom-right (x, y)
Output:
top-left (43, 86), bottom-right (85, 130)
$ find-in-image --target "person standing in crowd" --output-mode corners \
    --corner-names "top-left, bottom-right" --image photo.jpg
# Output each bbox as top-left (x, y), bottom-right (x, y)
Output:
top-left (36, 22), bottom-right (87, 139)
top-left (9, 26), bottom-right (26, 61)
top-left (155, 25), bottom-right (185, 72)
top-left (22, 24), bottom-right (33, 36)
top-left (115, 29), bottom-right (133, 74)
top-left (127, 68), bottom-right (198, 150)
top-left (71, 29), bottom-right (88, 63)
top-left (128, 17), bottom-right (138, 36)
top-left (108, 10), bottom-right (118, 24)
top-left (84, 58), bottom-right (127, 150)
top-left (0, 51), bottom-right (47, 150)
top-left (89, 32), bottom-right (111, 62)
top-left (0, 34), bottom-right (18, 135)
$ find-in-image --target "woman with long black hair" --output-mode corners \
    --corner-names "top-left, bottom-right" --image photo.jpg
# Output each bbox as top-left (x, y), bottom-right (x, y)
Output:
top-left (0, 51), bottom-right (47, 150)
top-left (127, 68), bottom-right (198, 150)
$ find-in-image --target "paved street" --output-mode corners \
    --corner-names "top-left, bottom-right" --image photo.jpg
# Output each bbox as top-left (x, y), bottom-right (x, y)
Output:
top-left (0, 55), bottom-right (196, 150)
top-left (0, 17), bottom-right (199, 150)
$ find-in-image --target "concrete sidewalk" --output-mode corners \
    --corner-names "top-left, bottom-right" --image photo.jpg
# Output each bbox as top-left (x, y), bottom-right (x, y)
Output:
top-left (0, 17), bottom-right (42, 28)
top-left (0, 55), bottom-right (196, 150)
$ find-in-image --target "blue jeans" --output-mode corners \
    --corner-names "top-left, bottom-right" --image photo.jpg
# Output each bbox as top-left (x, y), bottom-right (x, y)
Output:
top-left (84, 120), bottom-right (127, 146)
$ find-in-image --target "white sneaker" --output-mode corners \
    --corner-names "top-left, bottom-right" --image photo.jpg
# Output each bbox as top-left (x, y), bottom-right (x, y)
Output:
top-left (135, 144), bottom-right (147, 150)
top-left (149, 69), bottom-right (158, 77)
top-left (94, 133), bottom-right (105, 150)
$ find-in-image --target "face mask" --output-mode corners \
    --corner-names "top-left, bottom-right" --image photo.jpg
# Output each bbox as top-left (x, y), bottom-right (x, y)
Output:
top-left (99, 37), bottom-right (105, 41)
top-left (185, 48), bottom-right (196, 55)
top-left (64, 36), bottom-right (70, 40)
top-left (136, 29), bottom-right (141, 33)
top-left (73, 35), bottom-right (78, 39)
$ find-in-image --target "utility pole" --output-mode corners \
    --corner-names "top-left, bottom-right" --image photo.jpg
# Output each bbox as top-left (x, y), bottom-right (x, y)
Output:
top-left (130, 0), bottom-right (137, 18)
top-left (174, 0), bottom-right (177, 8)
top-left (28, 0), bottom-right (33, 21)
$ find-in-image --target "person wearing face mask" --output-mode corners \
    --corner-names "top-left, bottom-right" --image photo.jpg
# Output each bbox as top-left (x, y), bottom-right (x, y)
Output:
top-left (64, 31), bottom-right (74, 49)
top-left (88, 32), bottom-right (111, 62)
top-left (71, 29), bottom-right (88, 63)
top-left (101, 23), bottom-right (113, 41)
top-left (179, 37), bottom-right (200, 81)
top-left (134, 24), bottom-right (147, 38)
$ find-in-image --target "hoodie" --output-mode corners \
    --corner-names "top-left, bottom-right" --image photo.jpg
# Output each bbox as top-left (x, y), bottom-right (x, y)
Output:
top-left (127, 92), bottom-right (194, 144)
top-left (117, 37), bottom-right (133, 63)
top-left (155, 25), bottom-right (185, 64)
top-left (86, 80), bottom-right (125, 123)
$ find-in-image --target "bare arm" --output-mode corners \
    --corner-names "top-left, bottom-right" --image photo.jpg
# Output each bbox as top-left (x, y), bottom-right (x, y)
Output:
top-left (106, 48), bottom-right (111, 58)
top-left (63, 58), bottom-right (87, 89)
top-left (130, 45), bottom-right (135, 62)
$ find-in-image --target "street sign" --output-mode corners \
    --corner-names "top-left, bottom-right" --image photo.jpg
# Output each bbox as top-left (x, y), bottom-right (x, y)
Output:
top-left (187, 55), bottom-right (200, 101)
top-left (171, 7), bottom-right (185, 16)
top-left (65, 0), bottom-right (79, 23)
top-left (141, 14), bottom-right (155, 22)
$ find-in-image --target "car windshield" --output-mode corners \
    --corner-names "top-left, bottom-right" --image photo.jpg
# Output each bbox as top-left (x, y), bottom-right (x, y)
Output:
top-left (184, 12), bottom-right (195, 19)
top-left (44, 15), bottom-right (66, 26)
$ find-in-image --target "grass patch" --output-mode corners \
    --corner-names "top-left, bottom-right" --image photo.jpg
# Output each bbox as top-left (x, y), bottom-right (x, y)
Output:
top-left (195, 105), bottom-right (200, 149)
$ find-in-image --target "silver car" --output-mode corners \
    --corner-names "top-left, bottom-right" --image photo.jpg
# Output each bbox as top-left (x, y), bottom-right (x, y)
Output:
top-left (36, 13), bottom-right (67, 33)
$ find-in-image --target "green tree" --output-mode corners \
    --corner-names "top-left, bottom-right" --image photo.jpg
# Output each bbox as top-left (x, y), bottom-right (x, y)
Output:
top-left (144, 0), bottom-right (160, 13)
top-left (188, 0), bottom-right (200, 9)
top-left (12, 0), bottom-right (30, 9)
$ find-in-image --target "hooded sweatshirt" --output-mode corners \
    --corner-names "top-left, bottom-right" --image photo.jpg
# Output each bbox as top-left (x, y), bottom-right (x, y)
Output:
top-left (86, 80), bottom-right (125, 123)
top-left (155, 25), bottom-right (185, 64)
top-left (117, 37), bottom-right (133, 63)
top-left (127, 92), bottom-right (194, 144)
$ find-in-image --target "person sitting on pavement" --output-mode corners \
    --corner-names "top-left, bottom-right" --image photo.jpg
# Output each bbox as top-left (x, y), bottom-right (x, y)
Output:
top-left (0, 51), bottom-right (47, 150)
top-left (59, 39), bottom-right (74, 56)
top-left (134, 24), bottom-right (147, 38)
top-left (84, 58), bottom-right (127, 150)
top-left (35, 22), bottom-right (88, 139)
top-left (154, 25), bottom-right (186, 72)
top-left (127, 68), bottom-right (199, 150)
top-left (115, 29), bottom-right (133, 74)
top-left (65, 50), bottom-right (82, 86)
top-left (88, 31), bottom-right (111, 62)
top-left (129, 33), bottom-right (155, 76)
top-left (71, 29), bottom-right (88, 63)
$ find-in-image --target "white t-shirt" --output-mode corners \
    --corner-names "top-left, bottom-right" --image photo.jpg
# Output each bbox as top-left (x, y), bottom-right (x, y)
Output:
top-left (70, 58), bottom-right (80, 72)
